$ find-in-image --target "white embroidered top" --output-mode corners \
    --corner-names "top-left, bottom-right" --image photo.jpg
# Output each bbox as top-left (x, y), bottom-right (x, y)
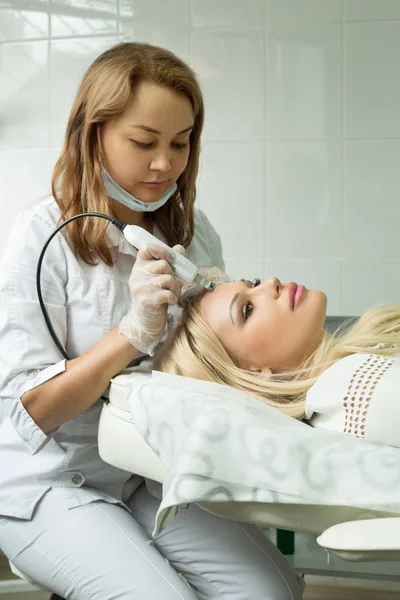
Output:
top-left (305, 352), bottom-right (400, 448)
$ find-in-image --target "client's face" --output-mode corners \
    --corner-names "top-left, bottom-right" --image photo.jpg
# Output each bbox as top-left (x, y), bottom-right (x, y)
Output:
top-left (199, 277), bottom-right (327, 373)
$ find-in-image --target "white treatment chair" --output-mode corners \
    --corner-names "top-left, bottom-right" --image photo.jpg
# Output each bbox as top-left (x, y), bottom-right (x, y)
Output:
top-left (2, 317), bottom-right (400, 594)
top-left (98, 371), bottom-right (400, 564)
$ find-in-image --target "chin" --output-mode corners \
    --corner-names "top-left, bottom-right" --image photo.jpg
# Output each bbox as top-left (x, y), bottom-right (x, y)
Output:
top-left (311, 289), bottom-right (328, 324)
top-left (129, 188), bottom-right (154, 201)
top-left (137, 188), bottom-right (167, 203)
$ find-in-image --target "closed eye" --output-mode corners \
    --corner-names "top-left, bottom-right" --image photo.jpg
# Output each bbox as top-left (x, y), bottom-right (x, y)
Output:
top-left (130, 139), bottom-right (189, 150)
top-left (171, 141), bottom-right (189, 150)
top-left (130, 139), bottom-right (153, 149)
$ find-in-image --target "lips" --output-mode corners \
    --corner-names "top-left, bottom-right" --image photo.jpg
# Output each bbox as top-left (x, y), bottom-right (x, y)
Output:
top-left (287, 282), bottom-right (298, 310)
top-left (287, 282), bottom-right (305, 310)
top-left (143, 180), bottom-right (168, 185)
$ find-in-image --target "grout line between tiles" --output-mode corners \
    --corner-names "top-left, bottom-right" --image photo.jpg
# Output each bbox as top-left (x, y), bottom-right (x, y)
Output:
top-left (340, 0), bottom-right (345, 315)
top-left (262, 0), bottom-right (267, 279)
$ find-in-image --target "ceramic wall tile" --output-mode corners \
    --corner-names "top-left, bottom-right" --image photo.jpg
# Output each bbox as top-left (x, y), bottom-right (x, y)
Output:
top-left (119, 0), bottom-right (189, 59)
top-left (197, 142), bottom-right (264, 259)
top-left (224, 257), bottom-right (265, 282)
top-left (50, 37), bottom-right (119, 146)
top-left (192, 0), bottom-right (264, 30)
top-left (342, 259), bottom-right (400, 315)
top-left (190, 30), bottom-right (264, 142)
top-left (0, 149), bottom-right (56, 253)
top-left (344, 22), bottom-right (400, 138)
top-left (344, 140), bottom-right (400, 258)
top-left (267, 23), bottom-right (342, 140)
top-left (266, 141), bottom-right (342, 258)
top-left (0, 0), bottom-right (49, 41)
top-left (343, 0), bottom-right (400, 22)
top-left (51, 0), bottom-right (117, 38)
top-left (267, 0), bottom-right (341, 26)
top-left (0, 41), bottom-right (49, 149)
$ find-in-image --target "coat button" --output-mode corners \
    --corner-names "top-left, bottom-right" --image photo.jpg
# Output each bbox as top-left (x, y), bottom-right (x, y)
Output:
top-left (27, 369), bottom-right (38, 378)
top-left (71, 473), bottom-right (83, 486)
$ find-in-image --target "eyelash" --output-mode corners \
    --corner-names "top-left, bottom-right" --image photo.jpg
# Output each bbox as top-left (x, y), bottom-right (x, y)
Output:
top-left (243, 278), bottom-right (261, 321)
top-left (131, 140), bottom-right (189, 150)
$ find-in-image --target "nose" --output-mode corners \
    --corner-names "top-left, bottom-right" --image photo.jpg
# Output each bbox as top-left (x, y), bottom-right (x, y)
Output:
top-left (256, 277), bottom-right (281, 297)
top-left (150, 148), bottom-right (172, 173)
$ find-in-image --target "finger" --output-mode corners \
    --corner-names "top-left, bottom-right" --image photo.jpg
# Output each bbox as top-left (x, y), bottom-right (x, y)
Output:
top-left (172, 244), bottom-right (185, 256)
top-left (134, 274), bottom-right (180, 297)
top-left (137, 244), bottom-right (170, 263)
top-left (131, 272), bottom-right (180, 295)
top-left (152, 274), bottom-right (181, 297)
top-left (146, 259), bottom-right (174, 276)
top-left (146, 289), bottom-right (179, 307)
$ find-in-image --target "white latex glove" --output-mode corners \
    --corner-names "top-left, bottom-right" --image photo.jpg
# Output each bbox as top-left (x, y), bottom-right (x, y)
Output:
top-left (179, 266), bottom-right (234, 307)
top-left (119, 243), bottom-right (185, 356)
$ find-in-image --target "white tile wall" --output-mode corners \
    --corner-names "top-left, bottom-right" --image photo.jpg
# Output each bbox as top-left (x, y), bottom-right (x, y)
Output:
top-left (343, 140), bottom-right (400, 259)
top-left (0, 0), bottom-right (399, 316)
top-left (342, 259), bottom-right (400, 315)
top-left (191, 29), bottom-right (264, 142)
top-left (0, 0), bottom-right (49, 41)
top-left (343, 0), bottom-right (400, 22)
top-left (266, 141), bottom-right (342, 258)
top-left (267, 23), bottom-right (342, 140)
top-left (0, 41), bottom-right (49, 148)
top-left (50, 37), bottom-right (120, 146)
top-left (120, 0), bottom-right (190, 59)
top-left (51, 0), bottom-right (118, 38)
top-left (344, 21), bottom-right (400, 138)
top-left (267, 0), bottom-right (342, 26)
top-left (197, 142), bottom-right (265, 261)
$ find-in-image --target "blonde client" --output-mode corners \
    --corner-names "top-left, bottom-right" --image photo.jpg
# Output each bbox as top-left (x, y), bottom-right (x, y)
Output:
top-left (159, 272), bottom-right (400, 448)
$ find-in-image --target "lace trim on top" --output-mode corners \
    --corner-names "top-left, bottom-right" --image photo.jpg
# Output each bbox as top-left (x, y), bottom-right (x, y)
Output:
top-left (343, 355), bottom-right (393, 437)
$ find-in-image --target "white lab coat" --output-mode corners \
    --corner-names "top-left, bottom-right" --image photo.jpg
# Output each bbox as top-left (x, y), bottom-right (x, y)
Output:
top-left (0, 196), bottom-right (224, 519)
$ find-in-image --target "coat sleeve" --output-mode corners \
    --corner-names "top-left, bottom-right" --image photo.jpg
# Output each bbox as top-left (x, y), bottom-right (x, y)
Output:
top-left (0, 209), bottom-right (69, 453)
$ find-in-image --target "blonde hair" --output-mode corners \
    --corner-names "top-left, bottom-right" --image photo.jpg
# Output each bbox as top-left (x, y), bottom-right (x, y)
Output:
top-left (158, 295), bottom-right (400, 420)
top-left (52, 42), bottom-right (204, 266)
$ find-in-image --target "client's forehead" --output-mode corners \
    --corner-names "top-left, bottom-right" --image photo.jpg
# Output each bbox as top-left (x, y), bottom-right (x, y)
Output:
top-left (199, 281), bottom-right (243, 328)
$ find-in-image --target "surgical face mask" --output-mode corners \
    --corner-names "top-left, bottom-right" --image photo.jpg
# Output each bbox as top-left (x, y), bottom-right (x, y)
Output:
top-left (103, 168), bottom-right (178, 213)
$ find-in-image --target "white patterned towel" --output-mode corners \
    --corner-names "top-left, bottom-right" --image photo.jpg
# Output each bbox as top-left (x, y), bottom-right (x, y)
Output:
top-left (126, 371), bottom-right (400, 535)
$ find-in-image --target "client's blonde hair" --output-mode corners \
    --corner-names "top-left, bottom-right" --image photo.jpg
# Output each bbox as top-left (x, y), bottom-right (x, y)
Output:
top-left (158, 295), bottom-right (400, 420)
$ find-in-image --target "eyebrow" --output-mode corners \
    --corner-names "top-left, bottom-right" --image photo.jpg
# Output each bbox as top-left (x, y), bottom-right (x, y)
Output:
top-left (128, 125), bottom-right (194, 135)
top-left (228, 280), bottom-right (251, 325)
top-left (229, 293), bottom-right (240, 325)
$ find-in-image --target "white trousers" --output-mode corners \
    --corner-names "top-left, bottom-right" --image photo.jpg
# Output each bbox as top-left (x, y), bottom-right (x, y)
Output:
top-left (0, 482), bottom-right (302, 600)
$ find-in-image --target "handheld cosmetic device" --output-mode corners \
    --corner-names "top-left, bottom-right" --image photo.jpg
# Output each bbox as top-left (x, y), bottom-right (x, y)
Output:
top-left (122, 225), bottom-right (215, 291)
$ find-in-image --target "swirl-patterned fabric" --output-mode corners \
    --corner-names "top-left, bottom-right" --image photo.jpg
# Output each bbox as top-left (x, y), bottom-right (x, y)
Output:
top-left (127, 370), bottom-right (400, 536)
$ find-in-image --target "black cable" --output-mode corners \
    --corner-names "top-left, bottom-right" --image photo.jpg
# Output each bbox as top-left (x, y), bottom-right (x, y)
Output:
top-left (36, 212), bottom-right (127, 400)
